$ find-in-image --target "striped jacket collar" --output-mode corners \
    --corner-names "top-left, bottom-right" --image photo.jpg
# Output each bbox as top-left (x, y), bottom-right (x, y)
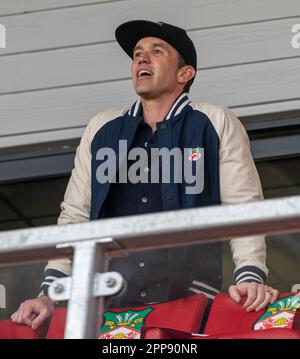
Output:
top-left (127, 93), bottom-right (191, 120)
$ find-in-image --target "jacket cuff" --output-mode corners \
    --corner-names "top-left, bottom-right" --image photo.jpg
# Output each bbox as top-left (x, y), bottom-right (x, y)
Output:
top-left (234, 265), bottom-right (267, 285)
top-left (39, 269), bottom-right (68, 297)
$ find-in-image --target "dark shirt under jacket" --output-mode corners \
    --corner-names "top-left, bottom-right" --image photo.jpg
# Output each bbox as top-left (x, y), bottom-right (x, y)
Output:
top-left (102, 119), bottom-right (175, 307)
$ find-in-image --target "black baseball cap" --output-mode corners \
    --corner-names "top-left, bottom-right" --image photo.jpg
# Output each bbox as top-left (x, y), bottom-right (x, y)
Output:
top-left (115, 20), bottom-right (197, 73)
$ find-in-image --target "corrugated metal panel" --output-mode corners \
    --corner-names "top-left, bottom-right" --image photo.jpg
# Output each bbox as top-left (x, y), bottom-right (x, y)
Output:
top-left (0, 0), bottom-right (300, 148)
top-left (1, 17), bottom-right (300, 94)
top-left (0, 0), bottom-right (123, 16)
top-left (1, 0), bottom-right (300, 55)
top-left (1, 57), bottom-right (300, 145)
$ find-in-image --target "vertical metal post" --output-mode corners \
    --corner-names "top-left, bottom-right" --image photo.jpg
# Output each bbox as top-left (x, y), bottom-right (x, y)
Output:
top-left (64, 241), bottom-right (106, 339)
top-left (0, 284), bottom-right (6, 309)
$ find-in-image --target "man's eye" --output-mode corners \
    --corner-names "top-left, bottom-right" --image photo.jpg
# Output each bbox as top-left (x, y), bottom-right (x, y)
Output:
top-left (153, 49), bottom-right (161, 55)
top-left (134, 52), bottom-right (142, 58)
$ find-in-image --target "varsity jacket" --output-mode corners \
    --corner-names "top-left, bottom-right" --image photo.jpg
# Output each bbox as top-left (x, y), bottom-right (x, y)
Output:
top-left (41, 93), bottom-right (268, 304)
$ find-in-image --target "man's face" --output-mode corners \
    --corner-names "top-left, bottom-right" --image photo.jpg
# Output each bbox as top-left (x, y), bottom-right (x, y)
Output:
top-left (131, 37), bottom-right (183, 99)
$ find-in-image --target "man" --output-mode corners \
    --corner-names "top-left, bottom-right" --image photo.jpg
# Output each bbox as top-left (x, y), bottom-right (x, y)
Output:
top-left (11, 20), bottom-right (278, 331)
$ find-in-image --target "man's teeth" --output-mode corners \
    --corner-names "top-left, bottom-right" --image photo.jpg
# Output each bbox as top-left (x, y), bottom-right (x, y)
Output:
top-left (138, 70), bottom-right (153, 77)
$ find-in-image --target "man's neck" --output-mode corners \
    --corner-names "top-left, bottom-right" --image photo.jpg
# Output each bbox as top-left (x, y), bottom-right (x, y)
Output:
top-left (141, 91), bottom-right (184, 132)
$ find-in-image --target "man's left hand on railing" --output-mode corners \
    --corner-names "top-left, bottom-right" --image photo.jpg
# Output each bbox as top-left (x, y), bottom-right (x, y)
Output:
top-left (228, 282), bottom-right (279, 312)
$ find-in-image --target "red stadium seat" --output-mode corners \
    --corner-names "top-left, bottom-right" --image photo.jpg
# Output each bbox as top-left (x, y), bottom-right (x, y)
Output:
top-left (47, 294), bottom-right (208, 339)
top-left (2, 292), bottom-right (299, 339)
top-left (204, 292), bottom-right (300, 337)
top-left (141, 292), bottom-right (300, 339)
top-left (0, 294), bottom-right (207, 339)
top-left (0, 319), bottom-right (42, 339)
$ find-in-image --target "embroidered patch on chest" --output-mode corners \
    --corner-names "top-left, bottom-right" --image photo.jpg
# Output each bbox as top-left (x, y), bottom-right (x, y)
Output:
top-left (188, 147), bottom-right (202, 161)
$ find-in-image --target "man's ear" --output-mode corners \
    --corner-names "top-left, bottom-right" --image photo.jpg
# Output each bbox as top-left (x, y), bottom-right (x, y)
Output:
top-left (177, 65), bottom-right (196, 85)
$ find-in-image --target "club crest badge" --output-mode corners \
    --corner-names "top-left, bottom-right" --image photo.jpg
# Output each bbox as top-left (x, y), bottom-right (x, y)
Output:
top-left (99, 308), bottom-right (153, 339)
top-left (253, 295), bottom-right (300, 331)
top-left (188, 147), bottom-right (201, 161)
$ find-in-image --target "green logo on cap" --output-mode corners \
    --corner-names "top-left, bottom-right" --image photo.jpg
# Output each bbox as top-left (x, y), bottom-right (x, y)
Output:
top-left (157, 22), bottom-right (165, 27)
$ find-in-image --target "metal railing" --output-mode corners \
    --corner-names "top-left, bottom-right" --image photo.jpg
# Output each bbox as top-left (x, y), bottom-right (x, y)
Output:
top-left (0, 195), bottom-right (300, 338)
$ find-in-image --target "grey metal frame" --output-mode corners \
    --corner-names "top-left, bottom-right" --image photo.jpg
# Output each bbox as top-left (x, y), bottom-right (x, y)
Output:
top-left (0, 145), bottom-right (76, 183)
top-left (0, 195), bottom-right (300, 338)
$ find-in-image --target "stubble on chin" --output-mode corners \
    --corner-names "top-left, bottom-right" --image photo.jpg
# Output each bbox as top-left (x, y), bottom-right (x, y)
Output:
top-left (133, 82), bottom-right (159, 100)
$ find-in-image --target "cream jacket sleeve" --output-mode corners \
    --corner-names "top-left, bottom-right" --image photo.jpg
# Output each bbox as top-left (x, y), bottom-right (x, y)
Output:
top-left (192, 103), bottom-right (268, 284)
top-left (41, 109), bottom-right (124, 294)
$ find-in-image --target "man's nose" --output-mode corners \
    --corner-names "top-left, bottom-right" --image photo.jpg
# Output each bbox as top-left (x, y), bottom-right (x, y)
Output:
top-left (138, 53), bottom-right (150, 64)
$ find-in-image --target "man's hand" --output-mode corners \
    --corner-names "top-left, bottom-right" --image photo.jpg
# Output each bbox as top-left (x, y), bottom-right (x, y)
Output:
top-left (229, 282), bottom-right (279, 312)
top-left (10, 296), bottom-right (55, 330)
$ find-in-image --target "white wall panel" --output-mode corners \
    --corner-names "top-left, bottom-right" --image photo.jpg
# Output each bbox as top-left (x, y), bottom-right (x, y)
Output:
top-left (1, 0), bottom-right (299, 55)
top-left (1, 57), bottom-right (300, 148)
top-left (0, 0), bottom-right (300, 148)
top-left (0, 0), bottom-right (122, 16)
top-left (0, 17), bottom-right (299, 94)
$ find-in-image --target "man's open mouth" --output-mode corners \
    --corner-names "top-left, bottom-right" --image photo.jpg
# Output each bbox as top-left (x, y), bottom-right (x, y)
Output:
top-left (137, 70), bottom-right (153, 78)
